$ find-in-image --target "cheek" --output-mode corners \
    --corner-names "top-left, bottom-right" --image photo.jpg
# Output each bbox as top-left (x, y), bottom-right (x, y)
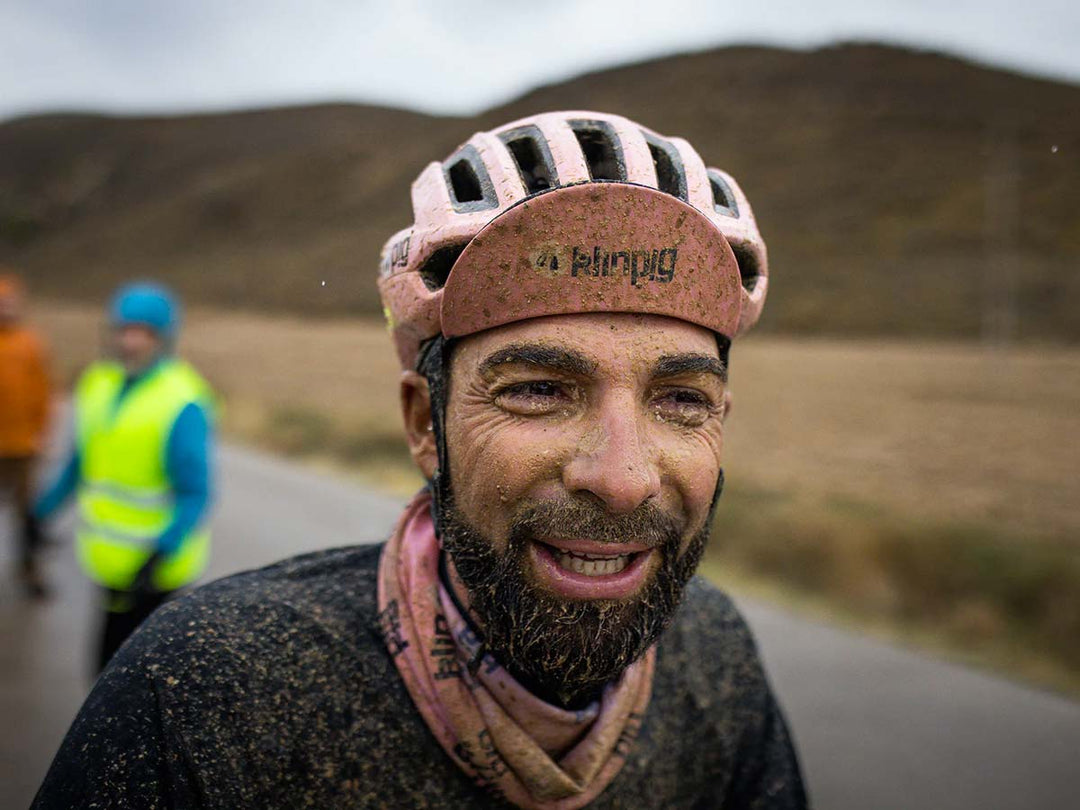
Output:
top-left (446, 403), bottom-right (568, 535)
top-left (658, 427), bottom-right (725, 528)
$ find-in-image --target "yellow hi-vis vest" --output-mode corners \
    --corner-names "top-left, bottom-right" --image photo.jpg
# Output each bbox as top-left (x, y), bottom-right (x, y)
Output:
top-left (74, 359), bottom-right (214, 591)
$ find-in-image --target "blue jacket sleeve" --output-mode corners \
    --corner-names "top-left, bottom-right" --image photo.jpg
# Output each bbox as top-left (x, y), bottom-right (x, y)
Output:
top-left (156, 402), bottom-right (213, 556)
top-left (33, 442), bottom-right (81, 521)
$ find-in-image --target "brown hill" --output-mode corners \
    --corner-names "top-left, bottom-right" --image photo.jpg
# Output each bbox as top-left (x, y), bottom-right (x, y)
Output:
top-left (0, 105), bottom-right (467, 312)
top-left (1, 43), bottom-right (1077, 341)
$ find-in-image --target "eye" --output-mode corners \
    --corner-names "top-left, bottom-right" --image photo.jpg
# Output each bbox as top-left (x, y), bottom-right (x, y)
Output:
top-left (494, 380), bottom-right (575, 415)
top-left (651, 387), bottom-right (717, 427)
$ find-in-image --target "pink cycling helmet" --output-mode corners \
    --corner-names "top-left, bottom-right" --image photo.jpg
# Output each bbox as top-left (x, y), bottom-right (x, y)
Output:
top-left (378, 111), bottom-right (768, 369)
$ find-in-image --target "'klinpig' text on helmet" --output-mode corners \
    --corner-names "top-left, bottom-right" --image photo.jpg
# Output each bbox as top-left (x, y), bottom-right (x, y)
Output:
top-left (378, 111), bottom-right (769, 370)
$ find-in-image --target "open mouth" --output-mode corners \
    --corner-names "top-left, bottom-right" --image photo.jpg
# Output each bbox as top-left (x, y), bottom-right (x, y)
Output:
top-left (550, 547), bottom-right (637, 576)
top-left (529, 539), bottom-right (656, 599)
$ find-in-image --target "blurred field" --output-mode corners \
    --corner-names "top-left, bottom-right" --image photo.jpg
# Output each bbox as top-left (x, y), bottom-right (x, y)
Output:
top-left (728, 339), bottom-right (1080, 539)
top-left (31, 300), bottom-right (1080, 691)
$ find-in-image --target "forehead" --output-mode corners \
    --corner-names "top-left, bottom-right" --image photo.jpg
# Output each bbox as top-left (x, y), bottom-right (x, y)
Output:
top-left (452, 313), bottom-right (720, 375)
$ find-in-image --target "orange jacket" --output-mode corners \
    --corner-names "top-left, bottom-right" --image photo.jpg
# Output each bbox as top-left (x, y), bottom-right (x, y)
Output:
top-left (0, 324), bottom-right (51, 456)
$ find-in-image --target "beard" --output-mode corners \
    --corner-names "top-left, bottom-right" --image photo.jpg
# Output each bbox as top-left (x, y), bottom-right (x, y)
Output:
top-left (439, 493), bottom-right (710, 708)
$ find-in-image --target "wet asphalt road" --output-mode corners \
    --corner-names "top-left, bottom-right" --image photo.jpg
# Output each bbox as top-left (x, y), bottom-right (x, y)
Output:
top-left (2, 443), bottom-right (1078, 809)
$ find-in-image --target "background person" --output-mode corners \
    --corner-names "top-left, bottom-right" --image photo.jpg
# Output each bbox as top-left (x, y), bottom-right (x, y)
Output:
top-left (33, 282), bottom-right (216, 673)
top-left (0, 272), bottom-right (52, 598)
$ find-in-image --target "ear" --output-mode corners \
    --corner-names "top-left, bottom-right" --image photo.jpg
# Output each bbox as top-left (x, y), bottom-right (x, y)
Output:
top-left (721, 389), bottom-right (733, 423)
top-left (400, 370), bottom-right (438, 478)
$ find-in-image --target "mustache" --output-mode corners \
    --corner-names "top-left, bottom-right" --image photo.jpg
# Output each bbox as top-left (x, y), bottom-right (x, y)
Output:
top-left (439, 492), bottom-right (708, 707)
top-left (509, 498), bottom-right (683, 550)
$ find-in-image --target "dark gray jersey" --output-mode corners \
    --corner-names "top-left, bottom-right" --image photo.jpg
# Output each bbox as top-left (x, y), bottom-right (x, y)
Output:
top-left (33, 543), bottom-right (807, 809)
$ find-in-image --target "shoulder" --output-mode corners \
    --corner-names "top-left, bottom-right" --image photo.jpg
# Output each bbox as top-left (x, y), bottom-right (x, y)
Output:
top-left (76, 360), bottom-right (121, 385)
top-left (621, 577), bottom-right (800, 802)
top-left (652, 576), bottom-right (775, 716)
top-left (138, 543), bottom-right (384, 654)
top-left (74, 361), bottom-right (122, 400)
top-left (165, 358), bottom-right (212, 393)
top-left (102, 544), bottom-right (392, 740)
top-left (15, 326), bottom-right (47, 354)
top-left (660, 576), bottom-right (761, 664)
top-left (162, 358), bottom-right (217, 415)
top-left (44, 543), bottom-right (452, 808)
top-left (169, 400), bottom-right (210, 439)
top-left (212, 541), bottom-right (384, 607)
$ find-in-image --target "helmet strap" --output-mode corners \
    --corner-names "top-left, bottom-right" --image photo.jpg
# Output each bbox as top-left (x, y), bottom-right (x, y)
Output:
top-left (417, 336), bottom-right (454, 538)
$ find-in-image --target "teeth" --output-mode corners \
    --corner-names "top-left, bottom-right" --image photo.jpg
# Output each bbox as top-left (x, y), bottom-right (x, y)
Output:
top-left (555, 552), bottom-right (631, 576)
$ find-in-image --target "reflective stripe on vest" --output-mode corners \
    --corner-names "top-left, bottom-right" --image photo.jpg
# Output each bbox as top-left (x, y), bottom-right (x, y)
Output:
top-left (74, 359), bottom-right (213, 591)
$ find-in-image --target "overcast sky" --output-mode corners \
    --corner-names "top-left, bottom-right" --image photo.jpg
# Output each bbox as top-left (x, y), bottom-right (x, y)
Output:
top-left (2, 0), bottom-right (1077, 121)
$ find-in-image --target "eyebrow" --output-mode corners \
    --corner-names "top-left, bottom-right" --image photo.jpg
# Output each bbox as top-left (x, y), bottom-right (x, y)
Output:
top-left (653, 353), bottom-right (728, 382)
top-left (479, 344), bottom-right (597, 378)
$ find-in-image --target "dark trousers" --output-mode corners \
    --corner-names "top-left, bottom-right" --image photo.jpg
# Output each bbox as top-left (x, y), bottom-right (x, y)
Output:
top-left (98, 588), bottom-right (173, 674)
top-left (0, 455), bottom-right (42, 565)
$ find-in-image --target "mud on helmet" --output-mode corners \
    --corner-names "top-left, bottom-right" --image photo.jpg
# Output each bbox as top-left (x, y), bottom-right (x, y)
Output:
top-left (378, 110), bottom-right (769, 371)
top-left (377, 111), bottom-right (769, 524)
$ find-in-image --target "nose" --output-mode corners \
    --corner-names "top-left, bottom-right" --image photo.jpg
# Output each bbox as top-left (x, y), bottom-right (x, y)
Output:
top-left (562, 392), bottom-right (661, 514)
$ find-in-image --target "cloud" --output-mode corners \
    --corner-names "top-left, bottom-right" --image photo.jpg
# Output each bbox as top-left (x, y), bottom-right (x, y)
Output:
top-left (1, 0), bottom-right (1077, 121)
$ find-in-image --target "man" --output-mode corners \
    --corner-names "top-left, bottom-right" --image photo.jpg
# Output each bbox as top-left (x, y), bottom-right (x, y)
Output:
top-left (34, 113), bottom-right (807, 808)
top-left (33, 282), bottom-right (216, 673)
top-left (0, 272), bottom-right (52, 597)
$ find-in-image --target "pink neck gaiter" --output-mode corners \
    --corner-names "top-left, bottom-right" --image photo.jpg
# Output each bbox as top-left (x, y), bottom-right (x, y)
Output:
top-left (377, 491), bottom-right (655, 809)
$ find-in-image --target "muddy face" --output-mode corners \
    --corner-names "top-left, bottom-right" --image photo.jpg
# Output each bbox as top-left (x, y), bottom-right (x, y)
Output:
top-left (441, 312), bottom-right (729, 705)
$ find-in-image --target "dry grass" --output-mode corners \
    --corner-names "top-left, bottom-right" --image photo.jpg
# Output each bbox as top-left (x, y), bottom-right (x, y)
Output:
top-left (727, 338), bottom-right (1080, 539)
top-left (700, 479), bottom-right (1080, 693)
top-left (29, 300), bottom-right (1080, 691)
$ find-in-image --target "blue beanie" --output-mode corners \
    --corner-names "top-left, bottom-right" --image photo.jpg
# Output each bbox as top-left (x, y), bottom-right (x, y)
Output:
top-left (109, 283), bottom-right (181, 339)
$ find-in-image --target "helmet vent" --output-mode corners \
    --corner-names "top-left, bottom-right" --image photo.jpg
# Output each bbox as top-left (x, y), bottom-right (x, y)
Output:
top-left (569, 120), bottom-right (626, 181)
top-left (730, 243), bottom-right (760, 292)
top-left (444, 145), bottom-right (498, 212)
top-left (500, 126), bottom-right (559, 194)
top-left (418, 243), bottom-right (468, 291)
top-left (644, 133), bottom-right (688, 201)
top-left (707, 170), bottom-right (740, 218)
